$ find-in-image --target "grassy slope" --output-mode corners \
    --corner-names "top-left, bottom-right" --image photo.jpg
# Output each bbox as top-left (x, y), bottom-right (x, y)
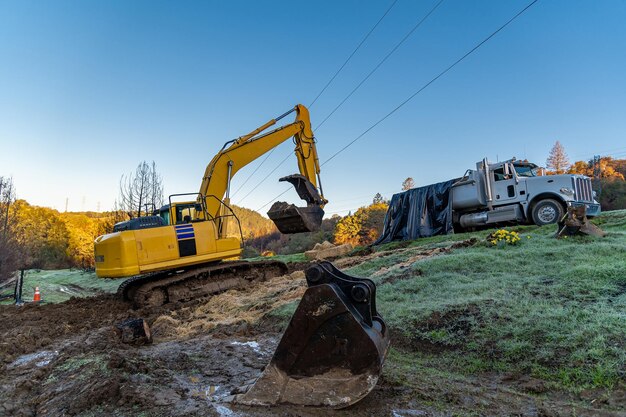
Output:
top-left (349, 210), bottom-right (626, 392)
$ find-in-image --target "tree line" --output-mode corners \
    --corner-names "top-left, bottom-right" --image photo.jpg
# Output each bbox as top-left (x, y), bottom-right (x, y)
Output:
top-left (2, 146), bottom-right (624, 282)
top-left (546, 141), bottom-right (626, 210)
top-left (0, 189), bottom-right (114, 286)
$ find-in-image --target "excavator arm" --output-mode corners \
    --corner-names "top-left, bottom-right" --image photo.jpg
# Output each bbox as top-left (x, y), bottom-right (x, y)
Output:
top-left (198, 104), bottom-right (327, 233)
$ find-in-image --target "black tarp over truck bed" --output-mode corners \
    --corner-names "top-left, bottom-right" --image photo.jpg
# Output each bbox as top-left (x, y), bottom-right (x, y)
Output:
top-left (374, 179), bottom-right (457, 244)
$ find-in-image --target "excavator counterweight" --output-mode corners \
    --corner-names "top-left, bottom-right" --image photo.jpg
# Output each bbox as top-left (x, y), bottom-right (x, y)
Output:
top-left (231, 261), bottom-right (390, 408)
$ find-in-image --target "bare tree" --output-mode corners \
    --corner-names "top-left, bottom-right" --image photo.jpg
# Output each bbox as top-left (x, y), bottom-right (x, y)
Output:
top-left (117, 161), bottom-right (164, 218)
top-left (0, 176), bottom-right (18, 284)
top-left (546, 141), bottom-right (570, 174)
top-left (149, 161), bottom-right (164, 211)
top-left (402, 177), bottom-right (415, 191)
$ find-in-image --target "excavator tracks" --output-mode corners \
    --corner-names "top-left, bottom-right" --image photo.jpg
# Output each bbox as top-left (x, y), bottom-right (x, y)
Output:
top-left (117, 260), bottom-right (288, 308)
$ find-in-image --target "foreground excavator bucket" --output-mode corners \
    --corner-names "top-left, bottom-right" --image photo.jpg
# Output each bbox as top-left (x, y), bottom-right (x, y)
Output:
top-left (267, 174), bottom-right (327, 234)
top-left (231, 261), bottom-right (390, 408)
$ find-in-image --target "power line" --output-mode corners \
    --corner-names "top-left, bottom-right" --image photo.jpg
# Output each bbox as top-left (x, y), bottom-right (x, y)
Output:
top-left (322, 0), bottom-right (539, 167)
top-left (315, 0), bottom-right (446, 132)
top-left (230, 147), bottom-right (276, 198)
top-left (255, 187), bottom-right (291, 212)
top-left (309, 0), bottom-right (399, 108)
top-left (237, 152), bottom-right (292, 205)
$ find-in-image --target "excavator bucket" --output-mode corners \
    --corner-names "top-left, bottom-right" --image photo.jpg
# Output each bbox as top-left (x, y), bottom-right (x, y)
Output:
top-left (267, 174), bottom-right (327, 234)
top-left (267, 202), bottom-right (324, 234)
top-left (231, 261), bottom-right (390, 408)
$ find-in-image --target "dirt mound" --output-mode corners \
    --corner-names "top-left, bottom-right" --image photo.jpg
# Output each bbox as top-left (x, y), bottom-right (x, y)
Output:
top-left (305, 241), bottom-right (353, 260)
top-left (153, 271), bottom-right (307, 341)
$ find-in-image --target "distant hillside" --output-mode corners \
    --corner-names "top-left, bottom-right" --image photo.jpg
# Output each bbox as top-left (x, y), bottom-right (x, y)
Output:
top-left (231, 205), bottom-right (277, 239)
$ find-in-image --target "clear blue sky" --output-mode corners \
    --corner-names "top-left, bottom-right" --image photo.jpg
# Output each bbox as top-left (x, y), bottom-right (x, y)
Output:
top-left (1, 0), bottom-right (625, 215)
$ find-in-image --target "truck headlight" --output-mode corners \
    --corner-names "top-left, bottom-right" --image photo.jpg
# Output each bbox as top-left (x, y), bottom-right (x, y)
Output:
top-left (559, 187), bottom-right (575, 197)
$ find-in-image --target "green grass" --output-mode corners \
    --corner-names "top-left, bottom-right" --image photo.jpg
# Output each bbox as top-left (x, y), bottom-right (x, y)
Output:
top-left (360, 210), bottom-right (626, 391)
top-left (261, 211), bottom-right (626, 391)
top-left (0, 269), bottom-right (124, 304)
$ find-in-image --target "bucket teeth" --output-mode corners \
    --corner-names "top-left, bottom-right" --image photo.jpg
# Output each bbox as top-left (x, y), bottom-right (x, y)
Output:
top-left (233, 261), bottom-right (390, 408)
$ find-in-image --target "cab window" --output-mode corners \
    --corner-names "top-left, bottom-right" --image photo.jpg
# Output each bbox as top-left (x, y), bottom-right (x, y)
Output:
top-left (514, 164), bottom-right (538, 177)
top-left (176, 205), bottom-right (195, 224)
top-left (492, 167), bottom-right (511, 181)
top-left (159, 209), bottom-right (170, 225)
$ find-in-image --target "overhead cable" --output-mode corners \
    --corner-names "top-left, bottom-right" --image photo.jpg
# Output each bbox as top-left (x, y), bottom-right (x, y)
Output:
top-left (322, 0), bottom-right (539, 167)
top-left (315, 0), bottom-right (446, 131)
top-left (237, 152), bottom-right (292, 204)
top-left (230, 148), bottom-right (277, 198)
top-left (309, 0), bottom-right (399, 108)
top-left (252, 0), bottom-right (436, 208)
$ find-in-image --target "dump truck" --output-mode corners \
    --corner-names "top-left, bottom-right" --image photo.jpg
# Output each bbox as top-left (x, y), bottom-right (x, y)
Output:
top-left (376, 157), bottom-right (601, 243)
top-left (451, 157), bottom-right (601, 229)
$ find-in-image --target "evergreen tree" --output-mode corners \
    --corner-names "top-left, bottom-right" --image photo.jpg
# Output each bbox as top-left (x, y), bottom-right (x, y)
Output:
top-left (546, 141), bottom-right (570, 174)
top-left (402, 177), bottom-right (415, 190)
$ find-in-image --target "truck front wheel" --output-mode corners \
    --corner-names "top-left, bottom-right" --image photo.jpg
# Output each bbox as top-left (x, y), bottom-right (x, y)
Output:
top-left (531, 199), bottom-right (564, 226)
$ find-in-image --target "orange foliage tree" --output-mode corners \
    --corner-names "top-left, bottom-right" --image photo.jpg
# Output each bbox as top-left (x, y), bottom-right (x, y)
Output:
top-left (334, 202), bottom-right (388, 246)
top-left (568, 157), bottom-right (625, 180)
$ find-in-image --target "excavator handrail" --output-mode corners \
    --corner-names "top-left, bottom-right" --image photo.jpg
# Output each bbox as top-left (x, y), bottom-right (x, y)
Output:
top-left (205, 194), bottom-right (244, 245)
top-left (166, 192), bottom-right (244, 244)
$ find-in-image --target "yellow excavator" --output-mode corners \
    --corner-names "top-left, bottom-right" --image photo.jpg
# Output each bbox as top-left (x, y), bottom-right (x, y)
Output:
top-left (93, 104), bottom-right (389, 407)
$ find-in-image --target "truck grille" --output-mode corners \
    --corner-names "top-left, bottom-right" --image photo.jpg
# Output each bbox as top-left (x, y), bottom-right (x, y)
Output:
top-left (572, 177), bottom-right (594, 202)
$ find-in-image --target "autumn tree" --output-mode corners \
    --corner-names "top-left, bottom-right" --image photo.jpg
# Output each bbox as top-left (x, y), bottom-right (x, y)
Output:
top-left (568, 160), bottom-right (593, 176)
top-left (0, 177), bottom-right (18, 284)
top-left (117, 161), bottom-right (164, 219)
top-left (12, 200), bottom-right (70, 269)
top-left (334, 202), bottom-right (389, 246)
top-left (546, 141), bottom-right (570, 174)
top-left (568, 157), bottom-right (625, 180)
top-left (61, 213), bottom-right (103, 269)
top-left (402, 177), bottom-right (415, 191)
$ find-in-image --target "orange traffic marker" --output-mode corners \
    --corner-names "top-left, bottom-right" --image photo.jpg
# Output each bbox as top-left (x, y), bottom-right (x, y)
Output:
top-left (33, 287), bottom-right (41, 303)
